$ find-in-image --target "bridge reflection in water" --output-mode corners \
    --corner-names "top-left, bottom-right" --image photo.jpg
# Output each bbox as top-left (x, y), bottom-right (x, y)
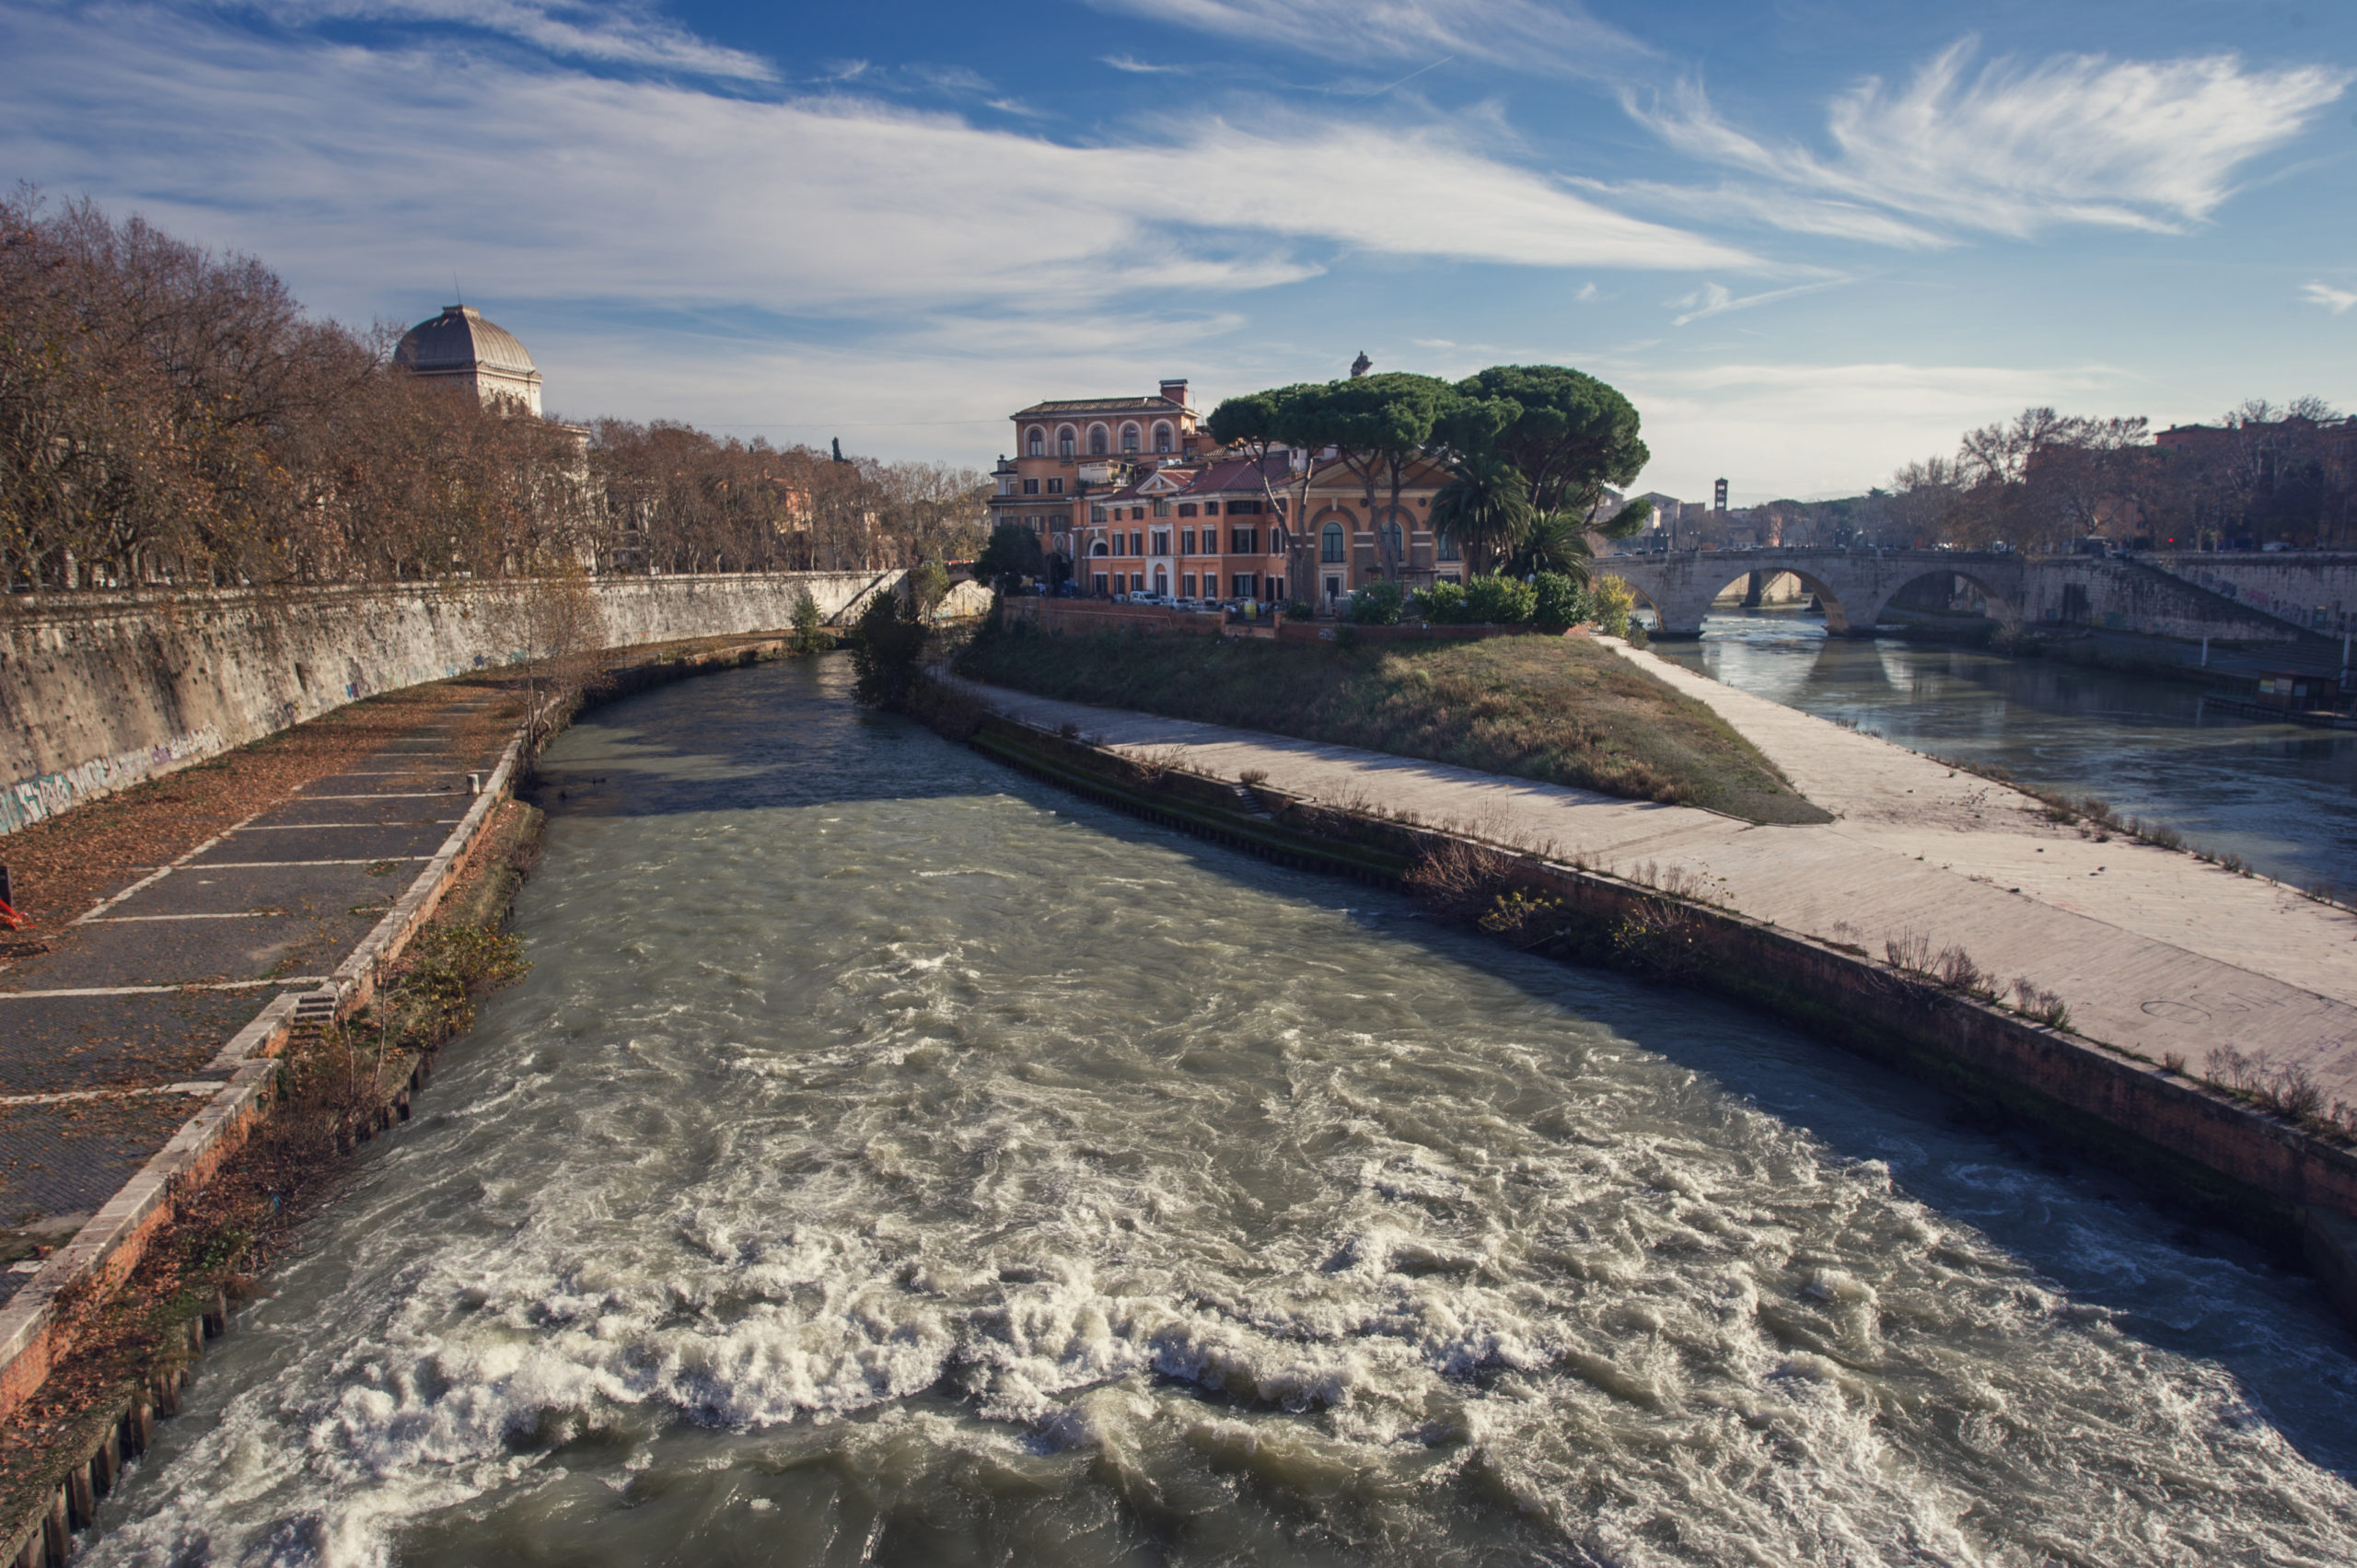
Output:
top-left (1659, 605), bottom-right (2357, 892)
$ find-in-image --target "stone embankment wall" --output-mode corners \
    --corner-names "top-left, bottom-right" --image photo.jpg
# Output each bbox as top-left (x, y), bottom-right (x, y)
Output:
top-left (999, 597), bottom-right (1547, 647)
top-left (961, 709), bottom-right (2357, 1322)
top-left (2142, 552), bottom-right (2357, 637)
top-left (2018, 557), bottom-right (2315, 645)
top-left (1001, 598), bottom-right (1225, 640)
top-left (0, 572), bottom-right (904, 833)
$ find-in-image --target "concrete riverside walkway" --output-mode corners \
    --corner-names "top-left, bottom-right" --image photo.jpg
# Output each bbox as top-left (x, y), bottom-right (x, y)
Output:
top-left (0, 690), bottom-right (512, 1307)
top-left (959, 657), bottom-right (2357, 1110)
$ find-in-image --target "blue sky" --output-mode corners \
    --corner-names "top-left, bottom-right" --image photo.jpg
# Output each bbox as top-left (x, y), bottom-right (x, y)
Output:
top-left (2, 0), bottom-right (2352, 502)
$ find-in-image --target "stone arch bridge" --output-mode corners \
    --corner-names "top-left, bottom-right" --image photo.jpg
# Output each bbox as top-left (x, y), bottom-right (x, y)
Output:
top-left (1602, 549), bottom-right (2024, 638)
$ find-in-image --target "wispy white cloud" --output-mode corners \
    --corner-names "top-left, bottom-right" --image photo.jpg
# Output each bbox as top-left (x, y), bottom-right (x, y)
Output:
top-left (2304, 281), bottom-right (2357, 316)
top-left (1666, 280), bottom-right (1843, 327)
top-left (1584, 178), bottom-right (1949, 250)
top-left (905, 63), bottom-right (993, 94)
top-left (1573, 282), bottom-right (1597, 302)
top-left (1085, 0), bottom-right (1644, 80)
top-left (1101, 52), bottom-right (1187, 74)
top-left (248, 0), bottom-right (776, 79)
top-left (1627, 38), bottom-right (2351, 242)
top-left (0, 3), bottom-right (1753, 336)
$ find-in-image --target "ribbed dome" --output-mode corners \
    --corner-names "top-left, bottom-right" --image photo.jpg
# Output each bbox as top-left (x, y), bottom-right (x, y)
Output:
top-left (396, 305), bottom-right (537, 377)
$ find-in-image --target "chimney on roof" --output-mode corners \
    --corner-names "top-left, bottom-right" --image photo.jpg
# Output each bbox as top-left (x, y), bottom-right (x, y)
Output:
top-left (1159, 378), bottom-right (1190, 407)
top-left (1350, 351), bottom-right (1372, 378)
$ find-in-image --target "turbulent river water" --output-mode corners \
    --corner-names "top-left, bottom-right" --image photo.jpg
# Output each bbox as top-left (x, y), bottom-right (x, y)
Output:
top-left (1655, 607), bottom-right (2357, 894)
top-left (87, 658), bottom-right (2357, 1565)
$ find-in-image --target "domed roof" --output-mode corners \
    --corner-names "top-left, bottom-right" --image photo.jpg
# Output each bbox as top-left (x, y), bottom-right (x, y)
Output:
top-left (395, 305), bottom-right (538, 379)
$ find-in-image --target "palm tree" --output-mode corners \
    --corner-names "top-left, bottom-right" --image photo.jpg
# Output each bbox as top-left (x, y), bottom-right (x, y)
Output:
top-left (1505, 510), bottom-right (1596, 582)
top-left (1429, 454), bottom-right (1533, 575)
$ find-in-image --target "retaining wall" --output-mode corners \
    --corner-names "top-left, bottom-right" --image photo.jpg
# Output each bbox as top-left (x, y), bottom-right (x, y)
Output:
top-left (1000, 598), bottom-right (1225, 639)
top-left (2019, 558), bottom-right (2316, 645)
top-left (2142, 552), bottom-right (2357, 636)
top-left (0, 573), bottom-right (905, 834)
top-left (964, 711), bottom-right (2357, 1308)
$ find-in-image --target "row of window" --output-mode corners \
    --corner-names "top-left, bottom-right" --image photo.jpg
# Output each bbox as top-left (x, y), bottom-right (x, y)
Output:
top-left (1090, 497), bottom-right (1270, 524)
top-left (1074, 522), bottom-right (1465, 562)
top-left (1095, 571), bottom-right (1276, 599)
top-left (1317, 521), bottom-right (1458, 563)
top-left (1015, 477), bottom-right (1064, 495)
top-left (1028, 422), bottom-right (1176, 458)
top-left (1094, 528), bottom-right (1271, 558)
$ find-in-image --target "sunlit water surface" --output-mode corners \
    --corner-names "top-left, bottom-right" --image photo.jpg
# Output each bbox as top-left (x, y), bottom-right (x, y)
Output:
top-left (85, 658), bottom-right (2357, 1565)
top-left (1655, 607), bottom-right (2357, 892)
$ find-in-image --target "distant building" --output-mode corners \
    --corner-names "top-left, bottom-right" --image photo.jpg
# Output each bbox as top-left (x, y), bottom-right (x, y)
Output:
top-left (993, 380), bottom-right (1203, 566)
top-left (394, 304), bottom-right (545, 417)
top-left (994, 373), bottom-right (1460, 606)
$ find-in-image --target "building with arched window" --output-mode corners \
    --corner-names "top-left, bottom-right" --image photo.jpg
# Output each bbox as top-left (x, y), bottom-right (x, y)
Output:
top-left (993, 381), bottom-right (1201, 579)
top-left (993, 377), bottom-right (1459, 609)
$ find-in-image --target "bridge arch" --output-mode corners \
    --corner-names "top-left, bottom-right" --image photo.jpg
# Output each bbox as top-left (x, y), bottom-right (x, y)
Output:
top-left (1858, 564), bottom-right (2021, 633)
top-left (1694, 564), bottom-right (1859, 633)
top-left (1597, 550), bottom-right (2026, 639)
top-left (1603, 558), bottom-right (1861, 637)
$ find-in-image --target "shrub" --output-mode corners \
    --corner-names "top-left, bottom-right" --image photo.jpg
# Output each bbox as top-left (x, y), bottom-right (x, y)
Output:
top-left (1285, 599), bottom-right (1317, 620)
top-left (849, 591), bottom-right (929, 707)
top-left (1346, 579), bottom-right (1405, 624)
top-left (907, 559), bottom-right (952, 616)
top-left (788, 590), bottom-right (826, 655)
top-left (2011, 976), bottom-right (2072, 1029)
top-left (973, 523), bottom-right (1045, 592)
top-left (1933, 944), bottom-right (1991, 994)
top-left (1463, 574), bottom-right (1536, 625)
top-left (1416, 580), bottom-right (1469, 623)
top-left (1531, 572), bottom-right (1588, 630)
top-left (1592, 575), bottom-right (1636, 637)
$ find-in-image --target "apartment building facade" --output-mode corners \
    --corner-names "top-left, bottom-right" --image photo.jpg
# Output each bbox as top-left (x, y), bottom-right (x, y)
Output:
top-left (995, 378), bottom-right (1465, 609)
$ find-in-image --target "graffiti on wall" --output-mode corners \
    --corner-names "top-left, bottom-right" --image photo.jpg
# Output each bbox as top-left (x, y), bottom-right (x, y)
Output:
top-left (1, 726), bottom-right (226, 835)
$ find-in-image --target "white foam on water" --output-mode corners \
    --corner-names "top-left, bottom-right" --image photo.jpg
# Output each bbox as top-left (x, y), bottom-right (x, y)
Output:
top-left (81, 666), bottom-right (2357, 1566)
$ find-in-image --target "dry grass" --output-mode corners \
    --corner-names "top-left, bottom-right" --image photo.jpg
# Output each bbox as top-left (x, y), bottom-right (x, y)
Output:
top-left (961, 629), bottom-right (1827, 825)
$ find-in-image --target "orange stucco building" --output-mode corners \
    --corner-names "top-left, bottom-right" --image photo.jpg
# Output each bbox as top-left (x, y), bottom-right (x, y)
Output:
top-left (993, 378), bottom-right (1463, 610)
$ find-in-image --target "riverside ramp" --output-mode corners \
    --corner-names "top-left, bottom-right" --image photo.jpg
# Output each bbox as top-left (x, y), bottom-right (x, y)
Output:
top-left (956, 665), bottom-right (2357, 1264)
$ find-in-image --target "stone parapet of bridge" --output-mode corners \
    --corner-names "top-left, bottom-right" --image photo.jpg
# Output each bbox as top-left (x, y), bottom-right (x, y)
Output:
top-left (1599, 549), bottom-right (2027, 638)
top-left (1599, 548), bottom-right (2330, 646)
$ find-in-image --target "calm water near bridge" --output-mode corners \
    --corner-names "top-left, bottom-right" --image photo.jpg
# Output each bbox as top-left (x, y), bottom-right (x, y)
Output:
top-left (1657, 606), bottom-right (2357, 895)
top-left (80, 657), bottom-right (2357, 1565)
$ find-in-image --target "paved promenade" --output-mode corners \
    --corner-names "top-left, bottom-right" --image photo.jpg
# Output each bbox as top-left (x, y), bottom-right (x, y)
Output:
top-left (961, 654), bottom-right (2357, 1109)
top-left (0, 689), bottom-right (513, 1305)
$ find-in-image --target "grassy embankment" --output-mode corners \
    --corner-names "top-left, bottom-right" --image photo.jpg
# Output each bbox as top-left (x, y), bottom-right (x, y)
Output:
top-left (958, 627), bottom-right (1829, 826)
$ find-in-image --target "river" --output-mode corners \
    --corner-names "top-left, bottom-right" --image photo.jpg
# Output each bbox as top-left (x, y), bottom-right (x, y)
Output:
top-left (85, 658), bottom-right (2357, 1565)
top-left (1655, 607), bottom-right (2357, 895)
